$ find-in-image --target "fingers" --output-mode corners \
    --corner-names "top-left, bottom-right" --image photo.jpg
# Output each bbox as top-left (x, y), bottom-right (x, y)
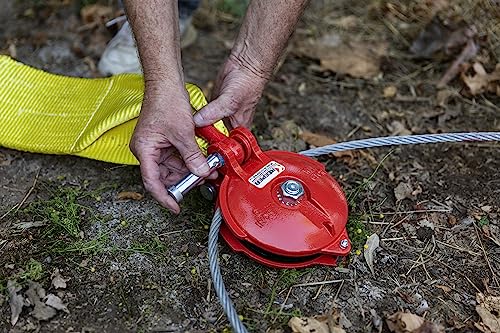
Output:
top-left (174, 135), bottom-right (211, 178)
top-left (193, 97), bottom-right (233, 127)
top-left (138, 154), bottom-right (181, 214)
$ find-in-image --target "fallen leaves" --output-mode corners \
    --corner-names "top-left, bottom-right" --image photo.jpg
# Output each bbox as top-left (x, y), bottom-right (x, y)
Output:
top-left (117, 191), bottom-right (144, 201)
top-left (26, 281), bottom-right (57, 321)
top-left (8, 275), bottom-right (70, 326)
top-left (8, 280), bottom-right (24, 326)
top-left (387, 312), bottom-right (444, 333)
top-left (289, 309), bottom-right (347, 333)
top-left (410, 16), bottom-right (480, 89)
top-left (364, 233), bottom-right (380, 276)
top-left (299, 130), bottom-right (336, 147)
top-left (475, 293), bottom-right (500, 333)
top-left (461, 63), bottom-right (500, 96)
top-left (51, 269), bottom-right (69, 289)
top-left (295, 34), bottom-right (387, 79)
top-left (394, 182), bottom-right (414, 201)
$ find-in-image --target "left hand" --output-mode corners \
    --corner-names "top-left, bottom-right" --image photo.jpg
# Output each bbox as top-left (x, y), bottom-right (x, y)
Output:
top-left (193, 55), bottom-right (269, 129)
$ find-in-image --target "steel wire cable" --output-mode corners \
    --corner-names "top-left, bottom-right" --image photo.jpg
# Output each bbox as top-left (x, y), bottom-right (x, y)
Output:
top-left (208, 131), bottom-right (500, 333)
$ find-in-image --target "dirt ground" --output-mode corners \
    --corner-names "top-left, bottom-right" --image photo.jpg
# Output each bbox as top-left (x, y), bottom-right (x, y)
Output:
top-left (1, 0), bottom-right (499, 332)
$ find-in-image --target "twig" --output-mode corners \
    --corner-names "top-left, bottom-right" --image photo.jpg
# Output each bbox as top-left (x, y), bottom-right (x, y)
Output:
top-left (312, 274), bottom-right (330, 300)
top-left (293, 279), bottom-right (346, 288)
top-left (382, 215), bottom-right (410, 237)
top-left (374, 209), bottom-right (452, 216)
top-left (0, 169), bottom-right (40, 220)
top-left (474, 224), bottom-right (500, 288)
top-left (397, 242), bottom-right (482, 293)
top-left (435, 240), bottom-right (480, 256)
top-left (382, 236), bottom-right (417, 241)
top-left (334, 279), bottom-right (345, 302)
top-left (207, 278), bottom-right (212, 302)
top-left (273, 287), bottom-right (293, 324)
top-left (157, 228), bottom-right (205, 236)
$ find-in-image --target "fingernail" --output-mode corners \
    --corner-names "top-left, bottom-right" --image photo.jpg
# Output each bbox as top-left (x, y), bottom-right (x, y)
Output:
top-left (196, 163), bottom-right (210, 175)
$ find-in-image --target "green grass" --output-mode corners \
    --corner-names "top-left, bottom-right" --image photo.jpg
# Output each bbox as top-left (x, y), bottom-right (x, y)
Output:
top-left (49, 233), bottom-right (109, 256)
top-left (126, 236), bottom-right (167, 256)
top-left (345, 151), bottom-right (392, 255)
top-left (22, 185), bottom-right (86, 239)
top-left (479, 216), bottom-right (490, 226)
top-left (346, 214), bottom-right (369, 253)
top-left (18, 183), bottom-right (111, 258)
top-left (18, 258), bottom-right (43, 281)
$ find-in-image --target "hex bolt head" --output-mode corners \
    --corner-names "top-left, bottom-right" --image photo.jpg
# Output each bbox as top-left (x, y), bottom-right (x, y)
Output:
top-left (281, 180), bottom-right (304, 200)
top-left (339, 239), bottom-right (349, 249)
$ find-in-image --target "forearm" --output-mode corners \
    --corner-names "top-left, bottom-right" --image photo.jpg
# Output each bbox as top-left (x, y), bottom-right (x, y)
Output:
top-left (123, 0), bottom-right (185, 92)
top-left (230, 0), bottom-right (309, 79)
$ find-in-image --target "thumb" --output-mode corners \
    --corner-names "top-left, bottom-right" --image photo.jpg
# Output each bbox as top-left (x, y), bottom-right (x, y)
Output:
top-left (193, 97), bottom-right (232, 127)
top-left (175, 138), bottom-right (210, 177)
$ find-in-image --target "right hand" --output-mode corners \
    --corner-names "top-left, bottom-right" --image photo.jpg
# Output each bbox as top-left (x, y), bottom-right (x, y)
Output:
top-left (129, 85), bottom-right (210, 214)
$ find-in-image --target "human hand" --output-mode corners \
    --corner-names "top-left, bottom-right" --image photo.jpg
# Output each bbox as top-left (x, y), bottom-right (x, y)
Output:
top-left (193, 55), bottom-right (269, 129)
top-left (130, 86), bottom-right (211, 214)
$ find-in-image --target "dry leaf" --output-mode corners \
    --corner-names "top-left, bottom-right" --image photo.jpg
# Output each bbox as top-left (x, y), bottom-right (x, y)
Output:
top-left (26, 282), bottom-right (57, 321)
top-left (387, 312), bottom-right (444, 333)
top-left (394, 182), bottom-right (413, 201)
top-left (384, 86), bottom-right (398, 98)
top-left (80, 4), bottom-right (113, 25)
top-left (437, 38), bottom-right (478, 88)
top-left (45, 294), bottom-right (69, 313)
top-left (299, 130), bottom-right (359, 166)
top-left (117, 191), bottom-right (144, 201)
top-left (388, 120), bottom-right (412, 136)
top-left (475, 293), bottom-right (500, 333)
top-left (289, 317), bottom-right (330, 333)
top-left (295, 34), bottom-right (387, 79)
top-left (461, 63), bottom-right (500, 96)
top-left (410, 17), bottom-right (475, 59)
top-left (435, 285), bottom-right (451, 293)
top-left (364, 233), bottom-right (380, 276)
top-left (300, 130), bottom-right (336, 147)
top-left (289, 313), bottom-right (347, 333)
top-left (51, 269), bottom-right (69, 289)
top-left (8, 280), bottom-right (24, 326)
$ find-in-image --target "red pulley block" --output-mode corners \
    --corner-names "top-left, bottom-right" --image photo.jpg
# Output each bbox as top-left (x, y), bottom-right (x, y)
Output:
top-left (169, 125), bottom-right (351, 268)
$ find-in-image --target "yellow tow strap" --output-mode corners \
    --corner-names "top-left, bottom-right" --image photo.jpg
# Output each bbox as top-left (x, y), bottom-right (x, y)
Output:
top-left (0, 55), bottom-right (228, 165)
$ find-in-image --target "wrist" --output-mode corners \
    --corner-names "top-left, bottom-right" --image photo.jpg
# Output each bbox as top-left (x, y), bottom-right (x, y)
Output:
top-left (227, 48), bottom-right (273, 83)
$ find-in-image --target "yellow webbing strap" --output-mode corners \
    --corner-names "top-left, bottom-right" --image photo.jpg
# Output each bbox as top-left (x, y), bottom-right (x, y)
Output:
top-left (0, 55), bottom-right (228, 165)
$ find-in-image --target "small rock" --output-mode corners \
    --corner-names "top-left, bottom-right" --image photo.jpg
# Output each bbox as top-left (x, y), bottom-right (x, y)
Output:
top-left (416, 299), bottom-right (429, 314)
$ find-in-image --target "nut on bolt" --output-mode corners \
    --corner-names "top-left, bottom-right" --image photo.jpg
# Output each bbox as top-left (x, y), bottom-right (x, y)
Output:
top-left (339, 239), bottom-right (349, 249)
top-left (281, 180), bottom-right (304, 200)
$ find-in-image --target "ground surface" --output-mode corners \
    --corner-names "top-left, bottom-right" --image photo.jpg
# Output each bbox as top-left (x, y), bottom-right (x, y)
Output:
top-left (1, 1), bottom-right (499, 332)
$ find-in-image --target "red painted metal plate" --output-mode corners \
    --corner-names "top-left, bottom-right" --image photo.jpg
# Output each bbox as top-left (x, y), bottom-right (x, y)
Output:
top-left (218, 150), bottom-right (349, 259)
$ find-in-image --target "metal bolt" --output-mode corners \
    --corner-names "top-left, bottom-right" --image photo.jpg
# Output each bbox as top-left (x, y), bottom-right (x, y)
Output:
top-left (339, 239), bottom-right (349, 249)
top-left (281, 180), bottom-right (304, 200)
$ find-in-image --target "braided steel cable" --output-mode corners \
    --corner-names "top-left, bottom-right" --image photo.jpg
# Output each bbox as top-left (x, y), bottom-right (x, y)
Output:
top-left (300, 132), bottom-right (500, 157)
top-left (208, 132), bottom-right (500, 333)
top-left (208, 208), bottom-right (249, 333)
